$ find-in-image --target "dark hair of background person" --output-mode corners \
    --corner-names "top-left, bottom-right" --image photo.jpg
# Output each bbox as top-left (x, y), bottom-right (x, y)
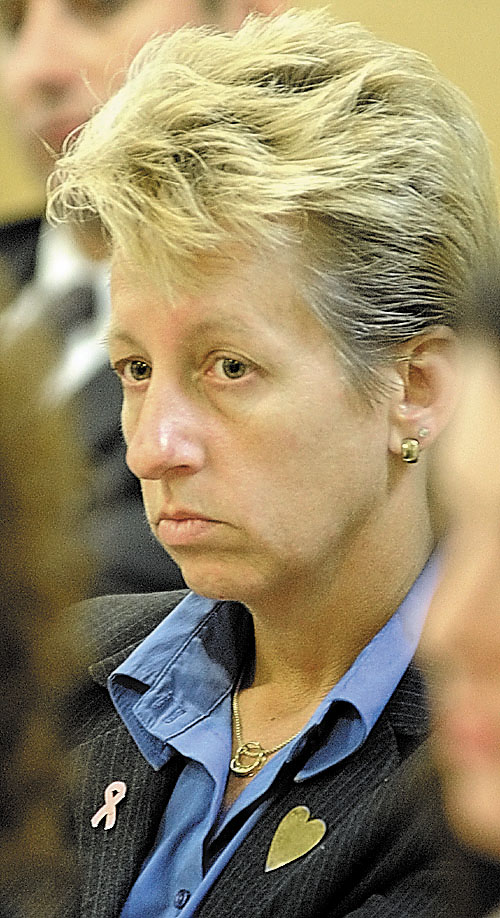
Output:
top-left (0, 296), bottom-right (90, 916)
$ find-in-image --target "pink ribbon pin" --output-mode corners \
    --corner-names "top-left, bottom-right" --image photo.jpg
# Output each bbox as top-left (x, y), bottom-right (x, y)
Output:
top-left (91, 781), bottom-right (127, 830)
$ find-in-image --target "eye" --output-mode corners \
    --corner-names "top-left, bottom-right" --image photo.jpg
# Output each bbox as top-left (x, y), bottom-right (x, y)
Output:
top-left (112, 358), bottom-right (151, 385)
top-left (66, 0), bottom-right (131, 21)
top-left (210, 356), bottom-right (254, 381)
top-left (220, 357), bottom-right (249, 379)
top-left (0, 0), bottom-right (129, 38)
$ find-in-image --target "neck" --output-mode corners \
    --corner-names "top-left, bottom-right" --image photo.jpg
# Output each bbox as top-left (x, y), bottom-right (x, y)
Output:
top-left (247, 483), bottom-right (433, 695)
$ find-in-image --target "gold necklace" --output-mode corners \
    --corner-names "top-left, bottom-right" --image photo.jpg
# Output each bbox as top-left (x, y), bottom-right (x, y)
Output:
top-left (229, 680), bottom-right (300, 778)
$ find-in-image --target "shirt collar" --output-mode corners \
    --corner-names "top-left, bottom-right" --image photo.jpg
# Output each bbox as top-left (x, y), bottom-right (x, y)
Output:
top-left (109, 552), bottom-right (439, 776)
top-left (293, 552), bottom-right (439, 779)
top-left (109, 594), bottom-right (253, 768)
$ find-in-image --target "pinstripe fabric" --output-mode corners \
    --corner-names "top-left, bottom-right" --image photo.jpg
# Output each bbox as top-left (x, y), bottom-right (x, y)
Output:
top-left (196, 707), bottom-right (446, 918)
top-left (65, 592), bottom-right (455, 918)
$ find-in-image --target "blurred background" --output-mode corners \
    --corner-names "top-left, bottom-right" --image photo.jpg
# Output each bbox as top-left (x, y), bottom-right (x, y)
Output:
top-left (1, 0), bottom-right (498, 222)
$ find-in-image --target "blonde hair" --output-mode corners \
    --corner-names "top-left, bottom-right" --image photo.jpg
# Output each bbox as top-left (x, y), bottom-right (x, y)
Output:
top-left (48, 8), bottom-right (500, 395)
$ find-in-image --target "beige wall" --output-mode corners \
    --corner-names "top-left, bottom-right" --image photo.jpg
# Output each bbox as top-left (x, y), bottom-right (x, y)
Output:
top-left (0, 0), bottom-right (499, 220)
top-left (304, 0), bottom-right (500, 187)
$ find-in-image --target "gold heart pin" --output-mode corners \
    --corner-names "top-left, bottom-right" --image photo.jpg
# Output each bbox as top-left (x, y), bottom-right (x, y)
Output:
top-left (265, 805), bottom-right (327, 872)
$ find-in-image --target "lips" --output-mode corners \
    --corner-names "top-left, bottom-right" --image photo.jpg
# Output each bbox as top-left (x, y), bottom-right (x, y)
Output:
top-left (156, 509), bottom-right (213, 524)
top-left (156, 512), bottom-right (220, 548)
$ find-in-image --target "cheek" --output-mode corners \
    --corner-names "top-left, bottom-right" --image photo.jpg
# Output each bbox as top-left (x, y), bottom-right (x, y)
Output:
top-left (121, 397), bottom-right (137, 445)
top-left (121, 410), bottom-right (130, 444)
top-left (80, 28), bottom-right (142, 98)
top-left (139, 479), bottom-right (159, 517)
top-left (137, 1), bottom-right (206, 31)
top-left (239, 407), bottom-right (378, 523)
top-left (111, 4), bottom-right (204, 72)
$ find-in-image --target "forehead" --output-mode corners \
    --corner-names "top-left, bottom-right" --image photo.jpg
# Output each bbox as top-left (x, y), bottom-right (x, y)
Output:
top-left (110, 247), bottom-right (296, 315)
top-left (108, 248), bottom-right (335, 352)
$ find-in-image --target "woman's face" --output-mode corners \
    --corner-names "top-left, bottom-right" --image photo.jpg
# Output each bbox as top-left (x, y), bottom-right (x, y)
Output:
top-left (421, 339), bottom-right (500, 858)
top-left (108, 249), bottom-right (397, 608)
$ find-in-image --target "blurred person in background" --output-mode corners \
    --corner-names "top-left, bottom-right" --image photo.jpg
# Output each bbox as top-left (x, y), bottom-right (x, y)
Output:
top-left (0, 0), bottom-right (279, 597)
top-left (45, 9), bottom-right (500, 915)
top-left (0, 318), bottom-right (89, 917)
top-left (420, 272), bottom-right (500, 916)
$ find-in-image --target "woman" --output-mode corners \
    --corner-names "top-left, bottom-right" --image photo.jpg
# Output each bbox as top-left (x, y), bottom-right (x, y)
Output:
top-left (47, 9), bottom-right (500, 916)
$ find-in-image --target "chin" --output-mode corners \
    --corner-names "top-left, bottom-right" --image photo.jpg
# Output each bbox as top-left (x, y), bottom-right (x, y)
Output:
top-left (181, 575), bottom-right (244, 603)
top-left (177, 560), bottom-right (260, 606)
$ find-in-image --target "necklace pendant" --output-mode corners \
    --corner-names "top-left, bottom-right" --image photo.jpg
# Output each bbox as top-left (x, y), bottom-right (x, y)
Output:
top-left (230, 741), bottom-right (267, 777)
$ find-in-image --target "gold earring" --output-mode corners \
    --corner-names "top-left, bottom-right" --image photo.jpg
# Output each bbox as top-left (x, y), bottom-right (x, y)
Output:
top-left (401, 438), bottom-right (420, 463)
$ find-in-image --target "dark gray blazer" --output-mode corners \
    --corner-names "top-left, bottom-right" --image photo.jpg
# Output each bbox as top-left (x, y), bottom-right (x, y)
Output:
top-left (63, 591), bottom-right (461, 918)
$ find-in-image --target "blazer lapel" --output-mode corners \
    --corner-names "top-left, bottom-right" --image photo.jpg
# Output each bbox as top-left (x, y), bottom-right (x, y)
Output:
top-left (72, 601), bottom-right (185, 918)
top-left (196, 664), bottom-right (431, 918)
top-left (70, 592), bottom-right (429, 918)
top-left (76, 719), bottom-right (182, 918)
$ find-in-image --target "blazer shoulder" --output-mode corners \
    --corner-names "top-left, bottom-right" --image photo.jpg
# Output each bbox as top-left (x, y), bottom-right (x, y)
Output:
top-left (59, 590), bottom-right (189, 747)
top-left (66, 589), bottom-right (189, 678)
top-left (382, 661), bottom-right (429, 761)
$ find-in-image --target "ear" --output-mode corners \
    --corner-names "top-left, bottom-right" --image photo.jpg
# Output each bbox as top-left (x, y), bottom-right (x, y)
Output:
top-left (388, 326), bottom-right (460, 461)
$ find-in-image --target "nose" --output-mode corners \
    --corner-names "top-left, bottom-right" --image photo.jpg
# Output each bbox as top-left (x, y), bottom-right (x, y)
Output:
top-left (124, 381), bottom-right (206, 482)
top-left (3, 0), bottom-right (83, 107)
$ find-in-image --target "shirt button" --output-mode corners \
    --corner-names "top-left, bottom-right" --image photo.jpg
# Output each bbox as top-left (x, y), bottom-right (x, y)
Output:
top-left (174, 889), bottom-right (191, 909)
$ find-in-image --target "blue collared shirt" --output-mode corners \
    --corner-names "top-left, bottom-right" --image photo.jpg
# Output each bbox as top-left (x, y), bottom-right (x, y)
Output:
top-left (109, 555), bottom-right (439, 918)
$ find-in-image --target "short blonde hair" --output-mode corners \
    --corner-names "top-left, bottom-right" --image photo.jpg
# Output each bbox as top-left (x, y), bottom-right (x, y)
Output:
top-left (48, 8), bottom-right (500, 395)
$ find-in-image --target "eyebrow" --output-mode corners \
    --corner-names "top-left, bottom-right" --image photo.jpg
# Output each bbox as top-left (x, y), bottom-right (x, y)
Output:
top-left (105, 313), bottom-right (263, 346)
top-left (188, 316), bottom-right (260, 337)
top-left (103, 325), bottom-right (141, 351)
